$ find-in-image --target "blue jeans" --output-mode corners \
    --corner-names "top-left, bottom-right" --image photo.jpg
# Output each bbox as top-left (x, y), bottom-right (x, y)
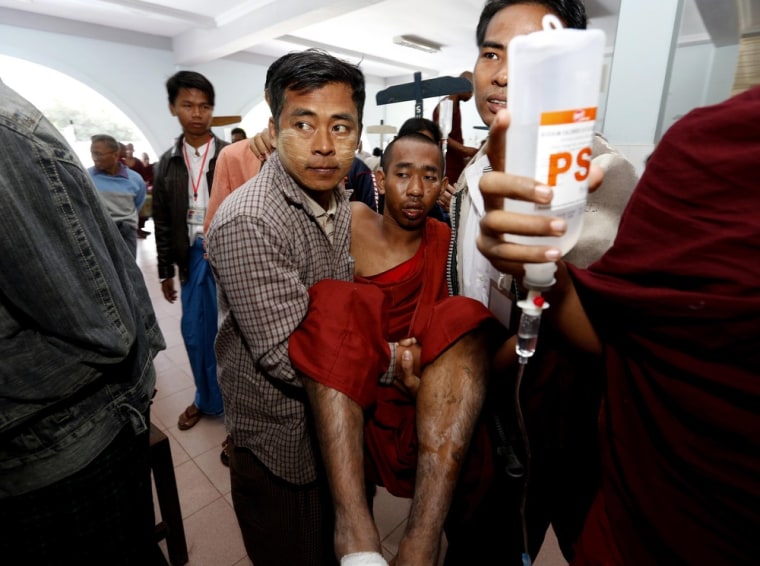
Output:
top-left (181, 238), bottom-right (223, 415)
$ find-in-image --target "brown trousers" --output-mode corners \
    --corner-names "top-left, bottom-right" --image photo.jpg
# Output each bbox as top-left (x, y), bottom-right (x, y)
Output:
top-left (228, 439), bottom-right (338, 566)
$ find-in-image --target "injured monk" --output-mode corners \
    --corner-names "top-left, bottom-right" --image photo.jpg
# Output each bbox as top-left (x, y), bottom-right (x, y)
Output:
top-left (289, 133), bottom-right (506, 566)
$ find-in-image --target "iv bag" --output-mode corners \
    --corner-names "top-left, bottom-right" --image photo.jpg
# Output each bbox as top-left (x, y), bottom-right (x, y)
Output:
top-left (504, 15), bottom-right (606, 255)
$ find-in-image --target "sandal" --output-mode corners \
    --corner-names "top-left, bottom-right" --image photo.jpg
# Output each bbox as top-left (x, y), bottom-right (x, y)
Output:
top-left (220, 437), bottom-right (231, 467)
top-left (177, 404), bottom-right (202, 430)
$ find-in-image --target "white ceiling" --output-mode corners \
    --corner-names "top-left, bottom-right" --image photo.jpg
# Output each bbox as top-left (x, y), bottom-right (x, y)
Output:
top-left (1, 0), bottom-right (758, 81)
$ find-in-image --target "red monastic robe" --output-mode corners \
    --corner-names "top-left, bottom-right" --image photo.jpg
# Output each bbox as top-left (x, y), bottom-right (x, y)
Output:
top-left (290, 219), bottom-right (500, 501)
top-left (569, 87), bottom-right (760, 564)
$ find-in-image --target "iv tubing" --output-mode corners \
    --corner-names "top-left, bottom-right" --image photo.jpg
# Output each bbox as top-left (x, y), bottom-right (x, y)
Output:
top-left (514, 360), bottom-right (531, 566)
top-left (514, 263), bottom-right (556, 566)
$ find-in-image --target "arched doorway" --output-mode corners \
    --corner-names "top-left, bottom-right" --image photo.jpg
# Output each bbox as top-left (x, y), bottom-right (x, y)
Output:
top-left (0, 54), bottom-right (156, 168)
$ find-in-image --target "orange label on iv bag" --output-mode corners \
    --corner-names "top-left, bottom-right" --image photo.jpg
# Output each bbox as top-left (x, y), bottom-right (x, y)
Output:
top-left (535, 107), bottom-right (596, 206)
top-left (540, 107), bottom-right (596, 126)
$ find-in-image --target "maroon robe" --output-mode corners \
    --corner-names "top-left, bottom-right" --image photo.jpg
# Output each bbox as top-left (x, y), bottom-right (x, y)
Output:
top-left (290, 219), bottom-right (500, 501)
top-left (569, 87), bottom-right (760, 564)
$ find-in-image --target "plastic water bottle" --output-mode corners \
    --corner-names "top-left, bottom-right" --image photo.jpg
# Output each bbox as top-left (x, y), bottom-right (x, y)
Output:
top-left (505, 15), bottom-right (606, 255)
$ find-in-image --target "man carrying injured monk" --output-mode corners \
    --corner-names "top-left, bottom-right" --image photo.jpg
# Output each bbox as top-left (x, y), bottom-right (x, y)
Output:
top-left (290, 132), bottom-right (505, 566)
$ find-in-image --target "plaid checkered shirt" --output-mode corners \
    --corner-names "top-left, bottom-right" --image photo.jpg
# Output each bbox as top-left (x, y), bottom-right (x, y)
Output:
top-left (207, 152), bottom-right (353, 484)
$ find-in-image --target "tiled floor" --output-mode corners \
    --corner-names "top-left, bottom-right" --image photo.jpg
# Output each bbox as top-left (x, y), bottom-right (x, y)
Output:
top-left (137, 221), bottom-right (566, 566)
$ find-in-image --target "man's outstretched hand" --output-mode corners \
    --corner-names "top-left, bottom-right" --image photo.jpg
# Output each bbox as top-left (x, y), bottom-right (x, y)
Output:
top-left (395, 337), bottom-right (421, 398)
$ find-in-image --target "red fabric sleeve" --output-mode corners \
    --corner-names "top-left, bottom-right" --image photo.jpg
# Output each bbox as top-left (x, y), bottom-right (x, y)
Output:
top-left (289, 280), bottom-right (391, 410)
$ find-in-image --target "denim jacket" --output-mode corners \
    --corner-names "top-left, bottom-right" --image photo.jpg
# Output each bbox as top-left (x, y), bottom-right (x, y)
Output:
top-left (0, 80), bottom-right (166, 497)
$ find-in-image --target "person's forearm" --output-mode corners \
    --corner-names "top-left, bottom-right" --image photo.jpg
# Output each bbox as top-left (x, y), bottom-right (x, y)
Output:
top-left (544, 261), bottom-right (601, 355)
top-left (151, 180), bottom-right (174, 279)
top-left (208, 219), bottom-right (304, 384)
top-left (446, 137), bottom-right (467, 152)
top-left (205, 162), bottom-right (233, 233)
top-left (492, 334), bottom-right (518, 375)
top-left (379, 341), bottom-right (397, 385)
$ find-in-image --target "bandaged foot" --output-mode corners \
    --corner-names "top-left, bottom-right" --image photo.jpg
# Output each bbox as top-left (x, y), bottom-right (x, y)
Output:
top-left (340, 551), bottom-right (389, 566)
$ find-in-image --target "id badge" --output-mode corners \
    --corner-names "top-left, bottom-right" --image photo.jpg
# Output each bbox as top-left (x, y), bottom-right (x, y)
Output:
top-left (488, 275), bottom-right (514, 333)
top-left (187, 204), bottom-right (206, 226)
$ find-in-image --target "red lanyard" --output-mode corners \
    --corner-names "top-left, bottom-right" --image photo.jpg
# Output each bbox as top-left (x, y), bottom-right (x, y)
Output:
top-left (183, 137), bottom-right (212, 202)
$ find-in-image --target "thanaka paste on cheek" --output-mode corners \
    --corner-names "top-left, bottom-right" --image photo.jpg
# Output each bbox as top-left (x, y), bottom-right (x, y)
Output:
top-left (277, 129), bottom-right (311, 168)
top-left (336, 145), bottom-right (356, 168)
top-left (276, 129), bottom-right (298, 143)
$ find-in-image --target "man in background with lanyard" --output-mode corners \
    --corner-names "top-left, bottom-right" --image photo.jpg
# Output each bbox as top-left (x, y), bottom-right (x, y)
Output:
top-left (153, 70), bottom-right (228, 436)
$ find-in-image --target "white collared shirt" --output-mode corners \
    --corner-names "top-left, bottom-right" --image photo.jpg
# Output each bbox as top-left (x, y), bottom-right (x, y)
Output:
top-left (460, 153), bottom-right (501, 307)
top-left (455, 152), bottom-right (514, 330)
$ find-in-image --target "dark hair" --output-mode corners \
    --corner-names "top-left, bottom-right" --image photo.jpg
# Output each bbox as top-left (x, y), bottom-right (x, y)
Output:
top-left (372, 147), bottom-right (382, 157)
top-left (231, 127), bottom-right (247, 137)
top-left (476, 0), bottom-right (587, 46)
top-left (166, 70), bottom-right (216, 107)
top-left (267, 49), bottom-right (366, 132)
top-left (381, 132), bottom-right (444, 173)
top-left (264, 53), bottom-right (300, 106)
top-left (90, 134), bottom-right (119, 153)
top-left (264, 52), bottom-right (299, 92)
top-left (397, 118), bottom-right (443, 145)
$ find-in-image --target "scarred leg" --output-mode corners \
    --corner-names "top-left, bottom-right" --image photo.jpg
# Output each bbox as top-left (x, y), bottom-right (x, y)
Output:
top-left (395, 330), bottom-right (490, 566)
top-left (304, 380), bottom-right (383, 560)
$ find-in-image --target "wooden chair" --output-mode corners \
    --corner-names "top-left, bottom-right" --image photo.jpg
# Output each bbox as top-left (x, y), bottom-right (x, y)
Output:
top-left (150, 423), bottom-right (188, 566)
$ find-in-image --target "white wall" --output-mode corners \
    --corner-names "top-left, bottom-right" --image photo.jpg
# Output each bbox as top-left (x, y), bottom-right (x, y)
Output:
top-left (660, 41), bottom-right (739, 137)
top-left (0, 19), bottom-right (740, 165)
top-left (0, 23), bottom-right (265, 156)
top-left (0, 23), bottom-right (415, 160)
top-left (609, 39), bottom-right (739, 176)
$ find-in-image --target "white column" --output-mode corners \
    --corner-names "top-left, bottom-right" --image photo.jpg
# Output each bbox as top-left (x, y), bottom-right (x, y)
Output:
top-left (603, 0), bottom-right (684, 148)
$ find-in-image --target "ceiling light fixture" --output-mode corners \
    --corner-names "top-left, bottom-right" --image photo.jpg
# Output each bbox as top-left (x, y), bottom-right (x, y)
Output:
top-left (393, 34), bottom-right (443, 54)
